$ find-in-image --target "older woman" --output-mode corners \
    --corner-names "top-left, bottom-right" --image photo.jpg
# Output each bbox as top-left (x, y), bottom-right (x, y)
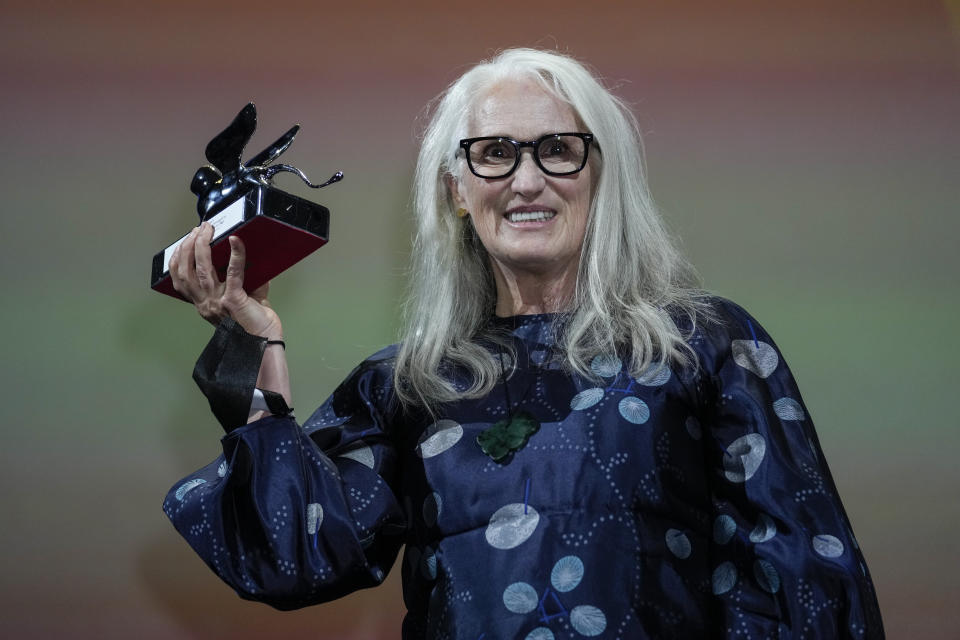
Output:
top-left (165, 49), bottom-right (884, 638)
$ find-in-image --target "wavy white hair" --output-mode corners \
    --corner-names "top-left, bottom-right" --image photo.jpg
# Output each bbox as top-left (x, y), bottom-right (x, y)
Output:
top-left (394, 48), bottom-right (710, 409)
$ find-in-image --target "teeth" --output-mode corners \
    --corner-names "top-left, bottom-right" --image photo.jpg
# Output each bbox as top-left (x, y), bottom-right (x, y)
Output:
top-left (507, 211), bottom-right (555, 222)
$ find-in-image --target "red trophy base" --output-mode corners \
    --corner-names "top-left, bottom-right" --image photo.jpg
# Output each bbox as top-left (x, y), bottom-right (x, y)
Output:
top-left (151, 185), bottom-right (330, 301)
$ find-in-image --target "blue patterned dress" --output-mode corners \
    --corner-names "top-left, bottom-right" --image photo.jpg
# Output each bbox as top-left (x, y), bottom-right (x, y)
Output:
top-left (164, 298), bottom-right (884, 638)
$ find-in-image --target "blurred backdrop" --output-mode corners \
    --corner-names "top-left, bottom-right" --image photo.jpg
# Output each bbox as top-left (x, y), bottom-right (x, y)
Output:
top-left (0, 0), bottom-right (957, 637)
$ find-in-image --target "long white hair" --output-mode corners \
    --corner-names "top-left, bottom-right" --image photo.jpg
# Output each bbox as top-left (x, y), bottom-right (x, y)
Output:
top-left (394, 48), bottom-right (710, 410)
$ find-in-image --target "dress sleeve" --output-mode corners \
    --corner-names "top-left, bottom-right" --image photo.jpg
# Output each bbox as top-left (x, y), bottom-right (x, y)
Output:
top-left (163, 341), bottom-right (407, 611)
top-left (698, 300), bottom-right (884, 638)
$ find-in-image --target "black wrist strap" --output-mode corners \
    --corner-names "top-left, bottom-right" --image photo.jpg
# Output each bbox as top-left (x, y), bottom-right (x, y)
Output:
top-left (193, 317), bottom-right (270, 432)
top-left (261, 389), bottom-right (293, 417)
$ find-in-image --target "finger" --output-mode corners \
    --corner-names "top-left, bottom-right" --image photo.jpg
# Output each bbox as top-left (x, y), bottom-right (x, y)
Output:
top-left (174, 227), bottom-right (200, 296)
top-left (223, 235), bottom-right (247, 297)
top-left (177, 227), bottom-right (198, 279)
top-left (169, 243), bottom-right (183, 293)
top-left (194, 222), bottom-right (219, 291)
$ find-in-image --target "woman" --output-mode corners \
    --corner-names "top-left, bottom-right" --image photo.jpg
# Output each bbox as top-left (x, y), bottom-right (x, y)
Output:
top-left (165, 48), bottom-right (884, 638)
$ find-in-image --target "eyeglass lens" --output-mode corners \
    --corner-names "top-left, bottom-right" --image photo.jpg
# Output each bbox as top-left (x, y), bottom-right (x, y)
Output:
top-left (467, 135), bottom-right (587, 178)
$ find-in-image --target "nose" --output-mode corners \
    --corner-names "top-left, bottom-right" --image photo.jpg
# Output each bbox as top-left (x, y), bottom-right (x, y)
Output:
top-left (510, 150), bottom-right (546, 196)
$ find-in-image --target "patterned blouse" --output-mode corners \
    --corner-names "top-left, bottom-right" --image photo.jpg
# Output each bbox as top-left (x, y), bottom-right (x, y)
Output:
top-left (164, 298), bottom-right (884, 638)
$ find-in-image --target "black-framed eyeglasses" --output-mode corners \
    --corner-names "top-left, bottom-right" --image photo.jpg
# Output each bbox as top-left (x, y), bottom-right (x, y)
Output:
top-left (458, 132), bottom-right (596, 179)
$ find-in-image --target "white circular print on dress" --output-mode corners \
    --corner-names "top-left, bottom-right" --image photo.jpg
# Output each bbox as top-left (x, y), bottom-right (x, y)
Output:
top-left (416, 420), bottom-right (463, 458)
top-left (731, 339), bottom-right (779, 378)
top-left (813, 534), bottom-right (845, 558)
top-left (485, 503), bottom-right (540, 550)
top-left (749, 513), bottom-right (777, 543)
top-left (307, 503), bottom-right (324, 535)
top-left (550, 555), bottom-right (584, 592)
top-left (590, 353), bottom-right (621, 378)
top-left (637, 364), bottom-right (671, 386)
top-left (754, 559), bottom-right (781, 593)
top-left (712, 561), bottom-right (738, 595)
top-left (570, 387), bottom-right (604, 410)
top-left (665, 529), bottom-right (692, 559)
top-left (422, 492), bottom-right (442, 527)
top-left (618, 396), bottom-right (650, 424)
top-left (722, 433), bottom-right (766, 482)
top-left (338, 444), bottom-right (375, 468)
top-left (570, 605), bottom-right (607, 636)
top-left (773, 397), bottom-right (806, 421)
top-left (503, 581), bottom-right (538, 614)
top-left (175, 478), bottom-right (206, 501)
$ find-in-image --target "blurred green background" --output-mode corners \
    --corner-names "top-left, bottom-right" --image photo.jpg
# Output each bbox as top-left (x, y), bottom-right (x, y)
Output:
top-left (1, 0), bottom-right (957, 637)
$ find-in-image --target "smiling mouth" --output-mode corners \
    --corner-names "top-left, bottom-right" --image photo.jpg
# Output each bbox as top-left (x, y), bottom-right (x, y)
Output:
top-left (505, 210), bottom-right (556, 223)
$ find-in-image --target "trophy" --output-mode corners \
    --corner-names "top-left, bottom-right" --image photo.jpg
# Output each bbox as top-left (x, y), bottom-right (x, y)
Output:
top-left (151, 103), bottom-right (342, 300)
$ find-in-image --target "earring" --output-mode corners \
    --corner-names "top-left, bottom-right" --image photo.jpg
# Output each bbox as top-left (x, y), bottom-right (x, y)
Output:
top-left (456, 208), bottom-right (469, 218)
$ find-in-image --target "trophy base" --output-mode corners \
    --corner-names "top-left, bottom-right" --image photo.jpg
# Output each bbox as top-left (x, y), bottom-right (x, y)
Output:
top-left (151, 185), bottom-right (330, 301)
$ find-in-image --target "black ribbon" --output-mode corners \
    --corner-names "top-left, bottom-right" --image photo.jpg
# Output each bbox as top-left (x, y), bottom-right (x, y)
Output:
top-left (192, 317), bottom-right (291, 432)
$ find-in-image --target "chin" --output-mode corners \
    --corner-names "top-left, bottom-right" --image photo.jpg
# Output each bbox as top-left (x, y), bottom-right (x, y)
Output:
top-left (498, 252), bottom-right (575, 272)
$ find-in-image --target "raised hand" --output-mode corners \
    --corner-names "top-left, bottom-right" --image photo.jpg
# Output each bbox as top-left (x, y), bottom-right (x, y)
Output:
top-left (168, 222), bottom-right (283, 340)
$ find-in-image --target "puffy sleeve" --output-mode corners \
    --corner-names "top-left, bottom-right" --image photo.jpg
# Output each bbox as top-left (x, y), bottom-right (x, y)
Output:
top-left (697, 299), bottom-right (884, 638)
top-left (162, 341), bottom-right (408, 611)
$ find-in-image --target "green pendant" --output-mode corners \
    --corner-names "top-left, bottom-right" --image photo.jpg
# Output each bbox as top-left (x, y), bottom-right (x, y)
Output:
top-left (477, 410), bottom-right (541, 463)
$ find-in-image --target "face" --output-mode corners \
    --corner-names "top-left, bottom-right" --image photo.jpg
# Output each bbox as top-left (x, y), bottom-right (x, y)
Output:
top-left (449, 79), bottom-right (593, 280)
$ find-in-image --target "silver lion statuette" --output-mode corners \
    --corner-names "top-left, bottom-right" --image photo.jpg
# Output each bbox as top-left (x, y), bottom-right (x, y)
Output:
top-left (190, 102), bottom-right (342, 220)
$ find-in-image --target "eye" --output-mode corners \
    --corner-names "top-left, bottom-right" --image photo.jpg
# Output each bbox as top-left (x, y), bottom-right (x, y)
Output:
top-left (478, 140), bottom-right (515, 162)
top-left (541, 140), bottom-right (569, 157)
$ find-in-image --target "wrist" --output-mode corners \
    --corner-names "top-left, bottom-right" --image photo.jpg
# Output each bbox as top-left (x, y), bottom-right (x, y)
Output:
top-left (260, 322), bottom-right (283, 342)
top-left (230, 298), bottom-right (282, 341)
top-left (240, 316), bottom-right (282, 341)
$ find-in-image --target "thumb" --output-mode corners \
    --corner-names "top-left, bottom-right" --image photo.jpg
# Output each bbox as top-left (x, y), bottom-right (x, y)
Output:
top-left (224, 235), bottom-right (247, 296)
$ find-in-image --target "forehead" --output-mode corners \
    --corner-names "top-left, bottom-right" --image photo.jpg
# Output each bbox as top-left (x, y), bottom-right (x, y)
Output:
top-left (470, 79), bottom-right (579, 139)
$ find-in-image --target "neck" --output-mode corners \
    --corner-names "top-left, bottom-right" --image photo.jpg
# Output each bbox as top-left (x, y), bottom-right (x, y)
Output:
top-left (492, 259), bottom-right (578, 317)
